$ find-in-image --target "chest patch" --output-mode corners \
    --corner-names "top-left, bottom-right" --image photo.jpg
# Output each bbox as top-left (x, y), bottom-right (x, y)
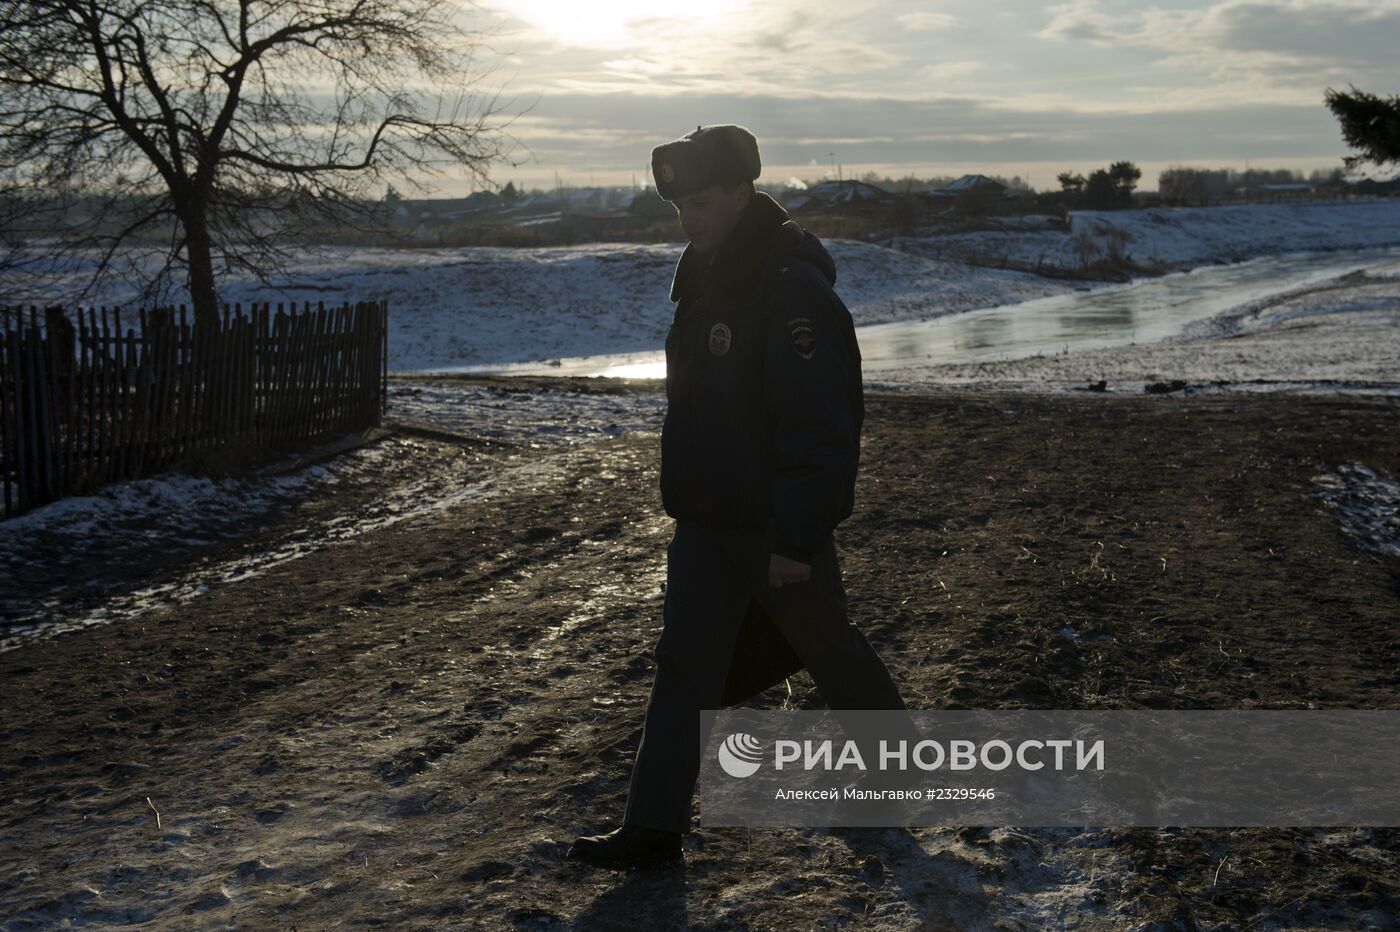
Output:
top-left (708, 322), bottom-right (732, 356)
top-left (787, 317), bottom-right (816, 359)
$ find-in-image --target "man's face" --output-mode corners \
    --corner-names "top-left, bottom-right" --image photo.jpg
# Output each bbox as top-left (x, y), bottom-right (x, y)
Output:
top-left (672, 182), bottom-right (751, 256)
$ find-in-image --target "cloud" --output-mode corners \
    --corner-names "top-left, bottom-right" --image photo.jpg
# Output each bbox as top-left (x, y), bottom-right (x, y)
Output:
top-left (482, 0), bottom-right (901, 88)
top-left (896, 11), bottom-right (958, 30)
top-left (919, 60), bottom-right (985, 81)
top-left (1036, 0), bottom-right (1400, 106)
top-left (499, 88), bottom-right (1345, 172)
top-left (600, 57), bottom-right (667, 75)
top-left (1036, 0), bottom-right (1122, 42)
top-left (458, 0), bottom-right (1370, 185)
top-left (619, 2), bottom-right (901, 84)
top-left (1198, 0), bottom-right (1400, 64)
top-left (1038, 0), bottom-right (1400, 66)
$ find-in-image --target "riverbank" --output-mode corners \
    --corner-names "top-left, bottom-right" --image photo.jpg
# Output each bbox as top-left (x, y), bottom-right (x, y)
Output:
top-left (3, 389), bottom-right (1398, 929)
top-left (5, 253), bottom-right (1396, 652)
top-left (9, 199), bottom-right (1400, 374)
top-left (870, 258), bottom-right (1400, 393)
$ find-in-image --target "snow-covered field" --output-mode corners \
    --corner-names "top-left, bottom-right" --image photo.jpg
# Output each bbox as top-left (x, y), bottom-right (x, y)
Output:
top-left (10, 241), bottom-right (1063, 371)
top-left (908, 198), bottom-right (1400, 270)
top-left (10, 198), bottom-right (1400, 373)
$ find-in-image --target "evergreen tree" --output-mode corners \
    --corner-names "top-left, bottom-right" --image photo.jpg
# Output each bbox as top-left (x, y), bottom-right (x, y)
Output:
top-left (1057, 171), bottom-right (1086, 193)
top-left (1325, 85), bottom-right (1400, 171)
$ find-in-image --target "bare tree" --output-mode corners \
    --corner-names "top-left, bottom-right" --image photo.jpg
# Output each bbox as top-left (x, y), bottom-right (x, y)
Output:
top-left (0, 0), bottom-right (529, 319)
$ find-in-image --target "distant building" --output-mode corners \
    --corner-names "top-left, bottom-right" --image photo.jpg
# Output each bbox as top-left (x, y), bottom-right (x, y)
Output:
top-left (503, 193), bottom-right (560, 212)
top-left (623, 189), bottom-right (674, 219)
top-left (557, 187), bottom-right (613, 211)
top-left (918, 174), bottom-right (1010, 214)
top-left (784, 179), bottom-right (896, 211)
top-left (1351, 177), bottom-right (1400, 197)
top-left (939, 175), bottom-right (1007, 195)
top-left (396, 192), bottom-right (503, 227)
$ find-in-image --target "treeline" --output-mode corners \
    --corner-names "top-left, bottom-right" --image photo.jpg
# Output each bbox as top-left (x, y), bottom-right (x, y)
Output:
top-left (1157, 166), bottom-right (1348, 206)
top-left (846, 171), bottom-right (1035, 194)
top-left (1056, 162), bottom-right (1143, 210)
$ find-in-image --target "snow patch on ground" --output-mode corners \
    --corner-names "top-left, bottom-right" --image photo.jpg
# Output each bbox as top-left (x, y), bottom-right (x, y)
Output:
top-left (0, 445), bottom-right (567, 652)
top-left (0, 381), bottom-right (666, 650)
top-left (386, 379), bottom-right (664, 442)
top-left (1313, 463), bottom-right (1400, 559)
top-left (907, 199), bottom-right (1400, 271)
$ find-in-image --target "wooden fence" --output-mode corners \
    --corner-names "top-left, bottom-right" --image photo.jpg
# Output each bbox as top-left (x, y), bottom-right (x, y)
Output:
top-left (0, 300), bottom-right (388, 519)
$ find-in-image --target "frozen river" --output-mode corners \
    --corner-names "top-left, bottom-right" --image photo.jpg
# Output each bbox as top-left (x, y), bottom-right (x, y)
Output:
top-left (422, 245), bottom-right (1400, 379)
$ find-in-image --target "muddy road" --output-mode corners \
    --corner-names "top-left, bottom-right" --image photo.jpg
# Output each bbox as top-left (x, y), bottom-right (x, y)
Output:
top-left (2, 385), bottom-right (1399, 929)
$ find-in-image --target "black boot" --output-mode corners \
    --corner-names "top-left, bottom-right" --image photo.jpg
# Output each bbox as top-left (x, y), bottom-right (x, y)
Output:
top-left (566, 823), bottom-right (683, 868)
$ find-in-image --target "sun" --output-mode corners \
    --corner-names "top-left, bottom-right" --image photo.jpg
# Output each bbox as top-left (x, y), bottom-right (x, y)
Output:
top-left (493, 0), bottom-right (748, 47)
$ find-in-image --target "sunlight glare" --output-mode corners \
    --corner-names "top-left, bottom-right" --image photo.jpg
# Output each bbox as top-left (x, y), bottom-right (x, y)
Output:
top-left (597, 360), bottom-right (667, 379)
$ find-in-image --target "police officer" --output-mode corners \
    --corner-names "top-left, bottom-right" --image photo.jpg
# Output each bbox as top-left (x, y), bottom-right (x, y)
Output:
top-left (567, 124), bottom-right (908, 869)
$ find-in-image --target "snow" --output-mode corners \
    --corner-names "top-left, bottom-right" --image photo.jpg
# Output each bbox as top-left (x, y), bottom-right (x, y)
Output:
top-left (901, 199), bottom-right (1400, 272)
top-left (5, 240), bottom-right (1059, 372)
top-left (0, 381), bottom-right (665, 651)
top-left (9, 198), bottom-right (1400, 374)
top-left (1313, 463), bottom-right (1400, 560)
top-left (4, 199), bottom-right (1400, 649)
top-left (868, 256), bottom-right (1400, 393)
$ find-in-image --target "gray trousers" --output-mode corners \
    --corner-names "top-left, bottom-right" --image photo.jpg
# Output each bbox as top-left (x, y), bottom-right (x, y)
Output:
top-left (623, 520), bottom-right (908, 834)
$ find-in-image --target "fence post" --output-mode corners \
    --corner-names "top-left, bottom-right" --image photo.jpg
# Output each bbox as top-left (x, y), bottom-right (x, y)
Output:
top-left (1, 309), bottom-right (16, 516)
top-left (381, 300), bottom-right (389, 419)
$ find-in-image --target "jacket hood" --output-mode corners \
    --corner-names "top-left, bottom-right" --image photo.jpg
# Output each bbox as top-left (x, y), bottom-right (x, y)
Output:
top-left (669, 190), bottom-right (837, 301)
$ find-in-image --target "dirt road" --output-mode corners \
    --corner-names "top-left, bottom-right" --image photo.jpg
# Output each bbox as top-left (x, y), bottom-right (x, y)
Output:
top-left (3, 386), bottom-right (1398, 929)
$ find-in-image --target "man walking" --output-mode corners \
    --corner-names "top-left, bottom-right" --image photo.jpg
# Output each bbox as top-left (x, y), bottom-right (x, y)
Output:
top-left (567, 124), bottom-right (908, 869)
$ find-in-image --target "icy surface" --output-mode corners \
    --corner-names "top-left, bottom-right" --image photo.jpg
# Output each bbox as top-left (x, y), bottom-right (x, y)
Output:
top-left (1313, 463), bottom-right (1400, 560)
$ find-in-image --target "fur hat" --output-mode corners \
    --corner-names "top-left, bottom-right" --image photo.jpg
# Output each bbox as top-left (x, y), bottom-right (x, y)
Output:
top-left (651, 124), bottom-right (761, 201)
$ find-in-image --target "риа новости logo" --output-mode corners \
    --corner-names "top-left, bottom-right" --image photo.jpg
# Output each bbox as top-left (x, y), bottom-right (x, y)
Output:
top-left (718, 733), bottom-right (763, 778)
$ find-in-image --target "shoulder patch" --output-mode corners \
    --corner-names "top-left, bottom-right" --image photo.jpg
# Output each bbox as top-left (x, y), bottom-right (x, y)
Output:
top-left (787, 317), bottom-right (815, 359)
top-left (709, 322), bottom-right (732, 356)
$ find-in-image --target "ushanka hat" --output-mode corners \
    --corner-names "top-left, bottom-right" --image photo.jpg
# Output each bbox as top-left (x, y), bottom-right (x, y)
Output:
top-left (651, 124), bottom-right (761, 201)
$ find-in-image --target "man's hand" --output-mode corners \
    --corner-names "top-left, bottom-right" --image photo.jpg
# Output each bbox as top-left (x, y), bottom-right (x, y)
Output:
top-left (768, 553), bottom-right (812, 588)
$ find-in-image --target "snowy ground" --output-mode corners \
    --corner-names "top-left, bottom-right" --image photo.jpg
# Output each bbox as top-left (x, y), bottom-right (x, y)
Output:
top-left (9, 198), bottom-right (1400, 373)
top-left (869, 256), bottom-right (1400, 393)
top-left (4, 200), bottom-right (1399, 650)
top-left (0, 381), bottom-right (667, 649)
top-left (906, 198), bottom-right (1400, 271)
top-left (7, 240), bottom-right (1061, 372)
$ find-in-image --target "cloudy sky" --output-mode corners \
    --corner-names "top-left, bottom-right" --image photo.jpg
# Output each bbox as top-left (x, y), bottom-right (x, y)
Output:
top-left (455, 0), bottom-right (1399, 193)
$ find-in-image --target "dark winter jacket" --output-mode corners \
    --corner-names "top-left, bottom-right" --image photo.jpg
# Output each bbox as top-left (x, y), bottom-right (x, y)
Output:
top-left (660, 190), bottom-right (864, 563)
